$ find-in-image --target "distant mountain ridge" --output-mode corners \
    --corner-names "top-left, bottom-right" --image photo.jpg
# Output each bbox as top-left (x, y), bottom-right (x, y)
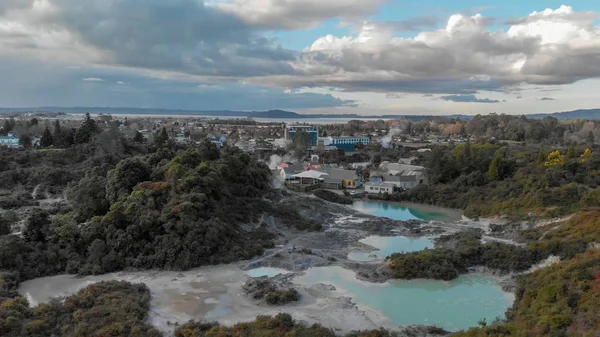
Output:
top-left (1, 106), bottom-right (600, 120)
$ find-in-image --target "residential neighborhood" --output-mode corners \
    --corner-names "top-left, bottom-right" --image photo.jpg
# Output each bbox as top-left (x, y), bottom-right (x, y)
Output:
top-left (0, 113), bottom-right (435, 198)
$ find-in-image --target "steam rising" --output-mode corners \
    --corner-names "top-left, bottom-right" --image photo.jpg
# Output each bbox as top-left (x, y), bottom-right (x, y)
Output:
top-left (268, 154), bottom-right (297, 169)
top-left (380, 126), bottom-right (402, 148)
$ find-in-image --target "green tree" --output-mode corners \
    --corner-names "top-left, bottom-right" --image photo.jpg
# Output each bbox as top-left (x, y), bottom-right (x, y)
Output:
top-left (19, 134), bottom-right (32, 148)
top-left (2, 119), bottom-right (11, 133)
top-left (567, 145), bottom-right (575, 158)
top-left (40, 127), bottom-right (53, 147)
top-left (22, 209), bottom-right (49, 243)
top-left (133, 131), bottom-right (145, 143)
top-left (488, 157), bottom-right (500, 181)
top-left (66, 169), bottom-right (110, 222)
top-left (154, 127), bottom-right (169, 145)
top-left (74, 113), bottom-right (98, 144)
top-left (74, 127), bottom-right (91, 144)
top-left (372, 153), bottom-right (382, 167)
top-left (105, 158), bottom-right (151, 204)
top-left (291, 130), bottom-right (311, 157)
top-left (29, 118), bottom-right (38, 127)
top-left (53, 119), bottom-right (63, 147)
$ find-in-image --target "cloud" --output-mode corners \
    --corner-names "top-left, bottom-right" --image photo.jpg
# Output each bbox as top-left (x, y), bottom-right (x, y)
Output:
top-left (0, 0), bottom-right (298, 78)
top-left (385, 93), bottom-right (405, 99)
top-left (1, 2), bottom-right (600, 109)
top-left (540, 97), bottom-right (556, 101)
top-left (82, 77), bottom-right (103, 82)
top-left (440, 94), bottom-right (500, 103)
top-left (197, 83), bottom-right (224, 90)
top-left (262, 6), bottom-right (600, 93)
top-left (214, 0), bottom-right (385, 29)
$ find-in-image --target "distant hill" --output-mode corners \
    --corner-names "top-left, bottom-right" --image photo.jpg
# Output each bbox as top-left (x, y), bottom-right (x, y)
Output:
top-left (0, 107), bottom-right (453, 120)
top-left (527, 109), bottom-right (600, 120)
top-left (1, 106), bottom-right (600, 121)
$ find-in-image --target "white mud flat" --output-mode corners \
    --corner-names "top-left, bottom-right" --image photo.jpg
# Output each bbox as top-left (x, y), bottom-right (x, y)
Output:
top-left (18, 265), bottom-right (382, 336)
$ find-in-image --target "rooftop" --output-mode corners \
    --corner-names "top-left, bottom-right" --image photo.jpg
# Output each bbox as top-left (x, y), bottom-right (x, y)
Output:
top-left (365, 181), bottom-right (396, 188)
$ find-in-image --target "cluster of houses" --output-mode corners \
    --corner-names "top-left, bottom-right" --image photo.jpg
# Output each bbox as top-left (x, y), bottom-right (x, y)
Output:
top-left (364, 162), bottom-right (428, 193)
top-left (274, 158), bottom-right (428, 195)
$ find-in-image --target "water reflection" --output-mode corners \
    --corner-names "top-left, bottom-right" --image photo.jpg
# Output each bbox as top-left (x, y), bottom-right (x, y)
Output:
top-left (352, 200), bottom-right (460, 222)
top-left (348, 236), bottom-right (433, 261)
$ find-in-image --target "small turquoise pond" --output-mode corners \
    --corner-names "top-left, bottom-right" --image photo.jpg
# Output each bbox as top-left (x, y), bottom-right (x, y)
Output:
top-left (246, 267), bottom-right (291, 278)
top-left (352, 200), bottom-right (461, 222)
top-left (295, 266), bottom-right (513, 331)
top-left (348, 235), bottom-right (434, 261)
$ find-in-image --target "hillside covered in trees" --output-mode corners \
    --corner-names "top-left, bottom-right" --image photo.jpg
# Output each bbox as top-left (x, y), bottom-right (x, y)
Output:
top-left (395, 142), bottom-right (600, 218)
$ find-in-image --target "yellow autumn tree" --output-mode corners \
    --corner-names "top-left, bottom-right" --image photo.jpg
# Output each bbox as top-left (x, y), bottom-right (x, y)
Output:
top-left (544, 150), bottom-right (563, 169)
top-left (581, 148), bottom-right (592, 163)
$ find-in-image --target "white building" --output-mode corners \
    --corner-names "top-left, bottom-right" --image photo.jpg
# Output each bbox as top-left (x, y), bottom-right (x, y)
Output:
top-left (322, 136), bottom-right (370, 146)
top-left (0, 133), bottom-right (20, 147)
top-left (364, 182), bottom-right (395, 194)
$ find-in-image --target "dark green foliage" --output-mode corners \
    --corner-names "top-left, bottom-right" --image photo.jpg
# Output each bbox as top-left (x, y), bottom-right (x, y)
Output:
top-left (264, 288), bottom-right (300, 305)
top-left (154, 127), bottom-right (169, 145)
top-left (174, 313), bottom-right (400, 337)
top-left (0, 142), bottom-right (281, 278)
top-left (313, 189), bottom-right (354, 204)
top-left (397, 143), bottom-right (600, 217)
top-left (74, 113), bottom-right (98, 144)
top-left (22, 209), bottom-right (50, 243)
top-left (291, 130), bottom-right (312, 156)
top-left (39, 127), bottom-right (53, 147)
top-left (389, 231), bottom-right (547, 281)
top-left (174, 314), bottom-right (408, 337)
top-left (18, 134), bottom-right (31, 148)
top-left (105, 158), bottom-right (151, 204)
top-left (0, 280), bottom-right (161, 337)
top-left (2, 119), bottom-right (14, 133)
top-left (133, 130), bottom-right (145, 143)
top-left (66, 168), bottom-right (110, 222)
top-left (243, 278), bottom-right (301, 305)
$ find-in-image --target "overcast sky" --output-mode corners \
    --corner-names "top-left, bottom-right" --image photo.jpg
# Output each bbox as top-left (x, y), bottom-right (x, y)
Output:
top-left (1, 1), bottom-right (600, 115)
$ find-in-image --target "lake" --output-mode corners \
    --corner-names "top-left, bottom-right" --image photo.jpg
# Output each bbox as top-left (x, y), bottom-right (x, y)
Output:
top-left (347, 235), bottom-right (434, 262)
top-left (352, 200), bottom-right (462, 222)
top-left (294, 266), bottom-right (513, 331)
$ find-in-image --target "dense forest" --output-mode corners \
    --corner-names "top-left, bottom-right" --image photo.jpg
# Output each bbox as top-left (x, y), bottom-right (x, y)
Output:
top-left (0, 115), bottom-right (326, 337)
top-left (0, 141), bottom-right (288, 280)
top-left (393, 142), bottom-right (600, 218)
